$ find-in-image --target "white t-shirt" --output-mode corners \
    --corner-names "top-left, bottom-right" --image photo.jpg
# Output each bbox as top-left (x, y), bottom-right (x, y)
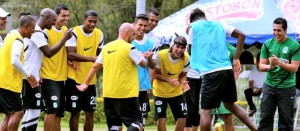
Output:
top-left (24, 24), bottom-right (48, 80)
top-left (66, 25), bottom-right (104, 48)
top-left (248, 67), bottom-right (266, 88)
top-left (145, 31), bottom-right (160, 49)
top-left (11, 33), bottom-right (30, 78)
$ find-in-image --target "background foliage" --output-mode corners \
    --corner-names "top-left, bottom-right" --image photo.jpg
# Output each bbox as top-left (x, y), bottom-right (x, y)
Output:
top-left (1, 0), bottom-right (197, 43)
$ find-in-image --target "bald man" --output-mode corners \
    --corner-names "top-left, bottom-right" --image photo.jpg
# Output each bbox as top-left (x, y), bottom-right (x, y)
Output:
top-left (21, 8), bottom-right (72, 131)
top-left (77, 23), bottom-right (146, 131)
top-left (0, 15), bottom-right (38, 131)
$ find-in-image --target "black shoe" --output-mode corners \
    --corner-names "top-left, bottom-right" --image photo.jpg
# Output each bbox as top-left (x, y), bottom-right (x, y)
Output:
top-left (248, 109), bottom-right (256, 117)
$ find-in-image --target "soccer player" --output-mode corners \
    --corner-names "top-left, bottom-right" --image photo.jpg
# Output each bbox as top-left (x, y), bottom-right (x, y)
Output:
top-left (0, 15), bottom-right (38, 131)
top-left (21, 8), bottom-right (72, 131)
top-left (132, 14), bottom-right (155, 127)
top-left (77, 23), bottom-right (146, 131)
top-left (153, 35), bottom-right (190, 131)
top-left (188, 8), bottom-right (256, 131)
top-left (65, 10), bottom-right (104, 131)
top-left (259, 17), bottom-right (300, 131)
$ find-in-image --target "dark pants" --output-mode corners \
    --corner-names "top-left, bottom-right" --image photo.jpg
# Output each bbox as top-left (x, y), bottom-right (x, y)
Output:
top-left (244, 88), bottom-right (261, 110)
top-left (258, 84), bottom-right (295, 131)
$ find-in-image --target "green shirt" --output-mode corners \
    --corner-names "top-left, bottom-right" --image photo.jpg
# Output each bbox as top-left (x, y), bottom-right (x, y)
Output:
top-left (260, 37), bottom-right (300, 88)
top-left (227, 43), bottom-right (236, 62)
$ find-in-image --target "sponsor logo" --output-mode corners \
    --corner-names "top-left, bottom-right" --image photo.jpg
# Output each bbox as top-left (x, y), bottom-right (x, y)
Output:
top-left (72, 102), bottom-right (76, 108)
top-left (107, 50), bottom-right (117, 54)
top-left (155, 101), bottom-right (163, 105)
top-left (53, 102), bottom-right (58, 108)
top-left (51, 96), bottom-right (58, 100)
top-left (35, 93), bottom-right (41, 98)
top-left (84, 47), bottom-right (92, 51)
top-left (167, 72), bottom-right (176, 75)
top-left (71, 96), bottom-right (78, 100)
top-left (202, 0), bottom-right (264, 21)
top-left (282, 47), bottom-right (288, 54)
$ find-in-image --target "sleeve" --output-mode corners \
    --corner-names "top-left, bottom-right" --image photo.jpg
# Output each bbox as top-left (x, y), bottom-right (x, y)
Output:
top-left (291, 42), bottom-right (300, 61)
top-left (248, 69), bottom-right (254, 81)
top-left (221, 22), bottom-right (235, 36)
top-left (11, 40), bottom-right (30, 78)
top-left (66, 31), bottom-right (77, 47)
top-left (95, 51), bottom-right (103, 64)
top-left (30, 31), bottom-right (48, 48)
top-left (129, 46), bottom-right (143, 65)
top-left (98, 33), bottom-right (104, 49)
top-left (260, 41), bottom-right (270, 59)
top-left (188, 29), bottom-right (193, 45)
top-left (183, 58), bottom-right (190, 72)
top-left (155, 54), bottom-right (160, 68)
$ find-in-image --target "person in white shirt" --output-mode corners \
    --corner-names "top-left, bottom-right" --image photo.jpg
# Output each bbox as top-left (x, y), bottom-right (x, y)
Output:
top-left (22, 8), bottom-right (72, 131)
top-left (0, 15), bottom-right (38, 131)
top-left (244, 53), bottom-right (266, 116)
top-left (0, 7), bottom-right (11, 48)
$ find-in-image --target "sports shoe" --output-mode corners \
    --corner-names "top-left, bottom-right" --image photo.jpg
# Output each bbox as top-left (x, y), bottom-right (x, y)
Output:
top-left (248, 109), bottom-right (256, 117)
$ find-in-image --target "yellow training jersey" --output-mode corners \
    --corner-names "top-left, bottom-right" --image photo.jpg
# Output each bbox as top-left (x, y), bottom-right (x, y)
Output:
top-left (0, 31), bottom-right (24, 93)
top-left (41, 26), bottom-right (68, 81)
top-left (153, 49), bottom-right (189, 98)
top-left (73, 26), bottom-right (102, 84)
top-left (102, 39), bottom-right (139, 98)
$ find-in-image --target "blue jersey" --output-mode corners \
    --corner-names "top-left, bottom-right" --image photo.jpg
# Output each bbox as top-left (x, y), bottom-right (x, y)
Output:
top-left (190, 20), bottom-right (232, 75)
top-left (132, 37), bottom-right (155, 91)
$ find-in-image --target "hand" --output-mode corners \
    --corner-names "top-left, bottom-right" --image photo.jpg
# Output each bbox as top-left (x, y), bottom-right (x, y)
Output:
top-left (64, 28), bottom-right (74, 40)
top-left (67, 61), bottom-right (78, 71)
top-left (233, 59), bottom-right (241, 80)
top-left (182, 81), bottom-right (190, 92)
top-left (147, 90), bottom-right (152, 98)
top-left (76, 84), bottom-right (88, 92)
top-left (253, 88), bottom-right (261, 94)
top-left (269, 55), bottom-right (278, 68)
top-left (169, 79), bottom-right (180, 86)
top-left (27, 74), bottom-right (39, 88)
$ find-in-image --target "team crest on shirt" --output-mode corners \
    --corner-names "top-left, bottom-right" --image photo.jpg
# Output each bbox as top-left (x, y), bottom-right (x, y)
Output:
top-left (155, 101), bottom-right (163, 105)
top-left (35, 93), bottom-right (41, 98)
top-left (51, 96), bottom-right (58, 100)
top-left (282, 47), bottom-right (288, 54)
top-left (71, 96), bottom-right (78, 100)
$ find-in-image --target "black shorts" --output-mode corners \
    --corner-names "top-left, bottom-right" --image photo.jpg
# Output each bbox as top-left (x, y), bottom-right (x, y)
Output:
top-left (201, 69), bottom-right (237, 109)
top-left (138, 91), bottom-right (150, 118)
top-left (22, 80), bottom-right (43, 109)
top-left (65, 78), bottom-right (96, 113)
top-left (154, 94), bottom-right (187, 121)
top-left (184, 77), bottom-right (201, 127)
top-left (0, 88), bottom-right (23, 114)
top-left (41, 79), bottom-right (65, 117)
top-left (104, 97), bottom-right (142, 128)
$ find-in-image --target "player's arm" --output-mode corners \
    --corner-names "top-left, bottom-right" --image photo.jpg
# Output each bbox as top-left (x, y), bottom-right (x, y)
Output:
top-left (179, 59), bottom-right (190, 84)
top-left (38, 28), bottom-right (73, 58)
top-left (96, 33), bottom-right (104, 55)
top-left (11, 40), bottom-right (38, 87)
top-left (130, 47), bottom-right (147, 67)
top-left (66, 32), bottom-right (96, 62)
top-left (77, 53), bottom-right (103, 92)
top-left (259, 44), bottom-right (275, 72)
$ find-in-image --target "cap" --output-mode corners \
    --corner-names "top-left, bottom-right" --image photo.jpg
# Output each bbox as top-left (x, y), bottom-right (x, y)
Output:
top-left (0, 8), bottom-right (11, 17)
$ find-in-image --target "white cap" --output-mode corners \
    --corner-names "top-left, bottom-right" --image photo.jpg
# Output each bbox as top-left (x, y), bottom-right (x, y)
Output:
top-left (0, 8), bottom-right (11, 17)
